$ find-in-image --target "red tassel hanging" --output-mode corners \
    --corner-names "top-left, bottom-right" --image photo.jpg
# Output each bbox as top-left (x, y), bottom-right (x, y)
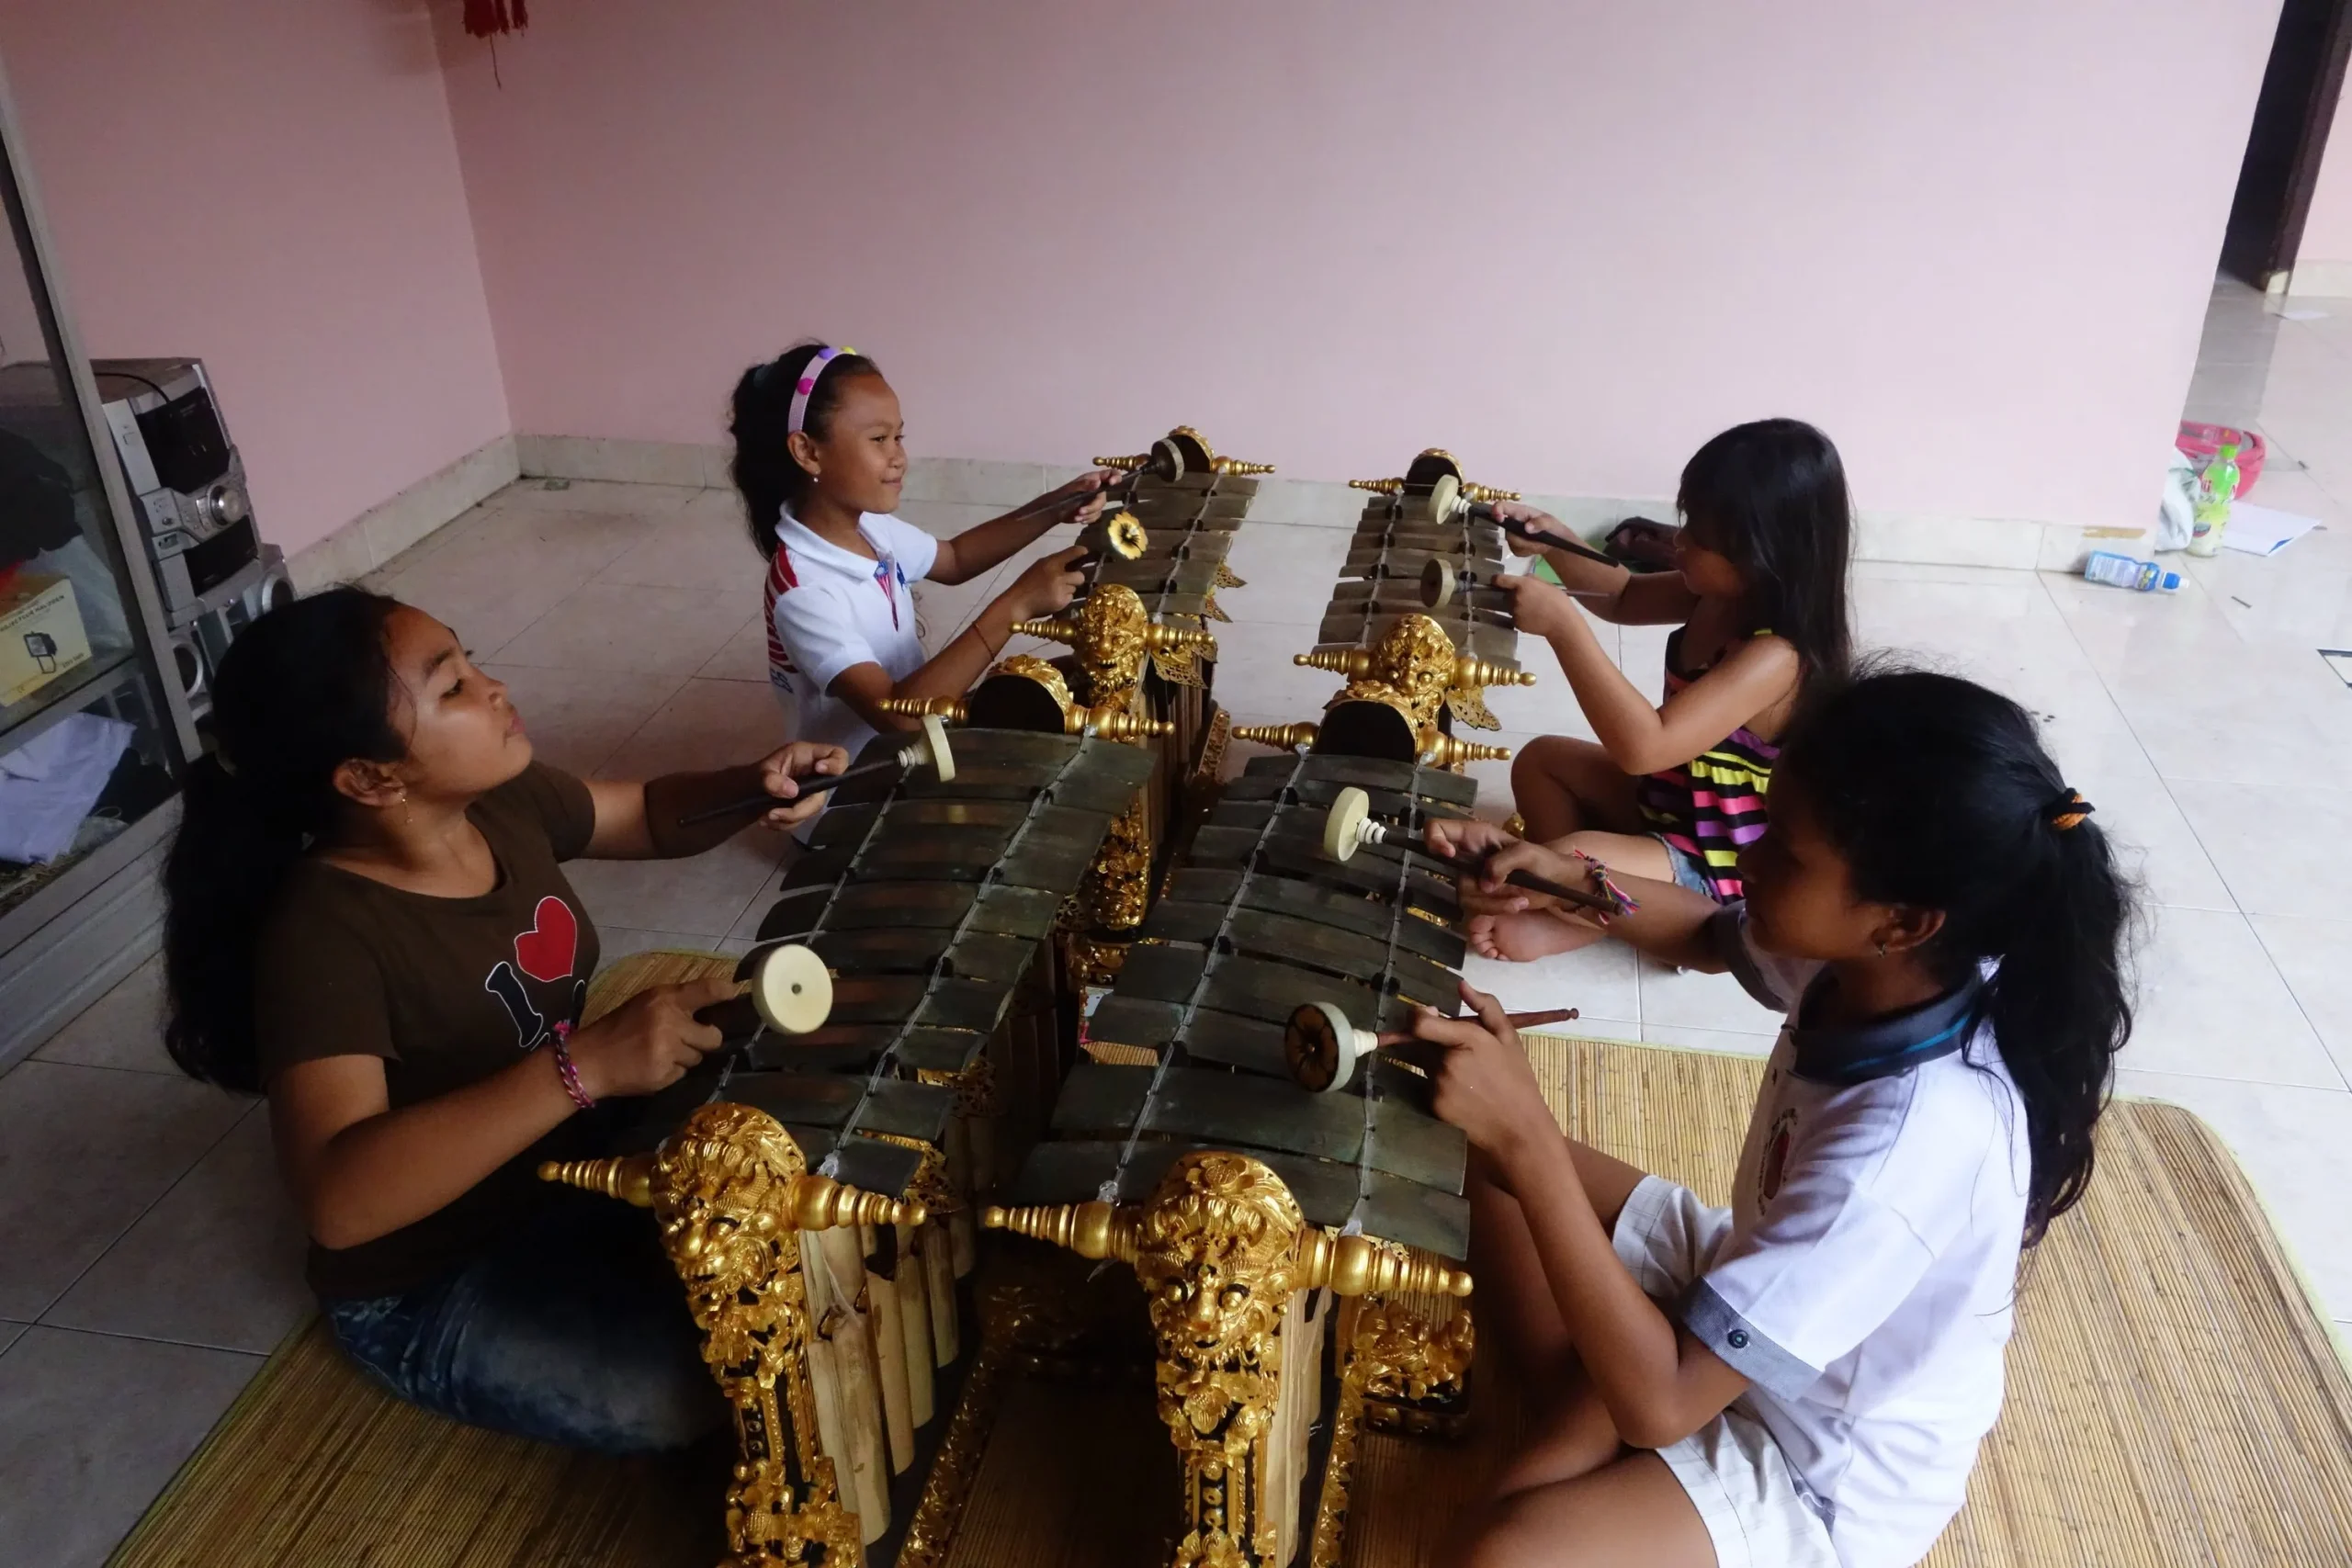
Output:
top-left (463, 0), bottom-right (527, 39)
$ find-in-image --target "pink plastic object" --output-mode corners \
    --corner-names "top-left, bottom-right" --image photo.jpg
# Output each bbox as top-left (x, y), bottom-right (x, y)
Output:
top-left (2177, 423), bottom-right (2266, 498)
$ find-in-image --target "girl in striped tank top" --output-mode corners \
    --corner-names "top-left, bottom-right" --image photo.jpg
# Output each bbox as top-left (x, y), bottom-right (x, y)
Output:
top-left (1475, 419), bottom-right (1853, 962)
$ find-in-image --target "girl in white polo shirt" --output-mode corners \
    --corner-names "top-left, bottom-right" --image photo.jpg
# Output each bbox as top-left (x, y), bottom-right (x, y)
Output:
top-left (728, 342), bottom-right (1114, 761)
top-left (1416, 669), bottom-right (2134, 1568)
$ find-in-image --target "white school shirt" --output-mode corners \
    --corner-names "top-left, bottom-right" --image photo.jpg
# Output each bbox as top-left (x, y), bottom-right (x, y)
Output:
top-left (763, 509), bottom-right (940, 761)
top-left (1697, 905), bottom-right (2030, 1568)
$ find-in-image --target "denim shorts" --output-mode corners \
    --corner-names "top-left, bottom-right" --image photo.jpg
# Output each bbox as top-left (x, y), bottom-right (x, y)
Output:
top-left (324, 1186), bottom-right (725, 1454)
top-left (1654, 834), bottom-right (1720, 897)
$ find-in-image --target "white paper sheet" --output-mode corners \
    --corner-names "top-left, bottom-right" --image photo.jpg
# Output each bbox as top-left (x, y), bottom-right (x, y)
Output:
top-left (2220, 502), bottom-right (2323, 557)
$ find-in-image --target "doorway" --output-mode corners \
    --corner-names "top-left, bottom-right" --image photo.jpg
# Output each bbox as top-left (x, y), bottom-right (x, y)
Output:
top-left (2220, 0), bottom-right (2352, 288)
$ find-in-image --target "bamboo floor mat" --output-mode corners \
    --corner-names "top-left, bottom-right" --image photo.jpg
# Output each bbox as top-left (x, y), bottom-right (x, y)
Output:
top-left (110, 1033), bottom-right (2352, 1567)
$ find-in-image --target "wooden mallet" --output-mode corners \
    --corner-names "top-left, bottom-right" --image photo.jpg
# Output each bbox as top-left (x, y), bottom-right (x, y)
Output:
top-left (1284, 998), bottom-right (1580, 1093)
top-left (1320, 785), bottom-right (1629, 917)
top-left (673, 716), bottom-right (956, 829)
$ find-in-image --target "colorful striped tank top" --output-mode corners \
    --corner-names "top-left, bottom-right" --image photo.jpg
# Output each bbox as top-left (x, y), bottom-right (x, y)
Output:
top-left (1635, 626), bottom-right (1780, 903)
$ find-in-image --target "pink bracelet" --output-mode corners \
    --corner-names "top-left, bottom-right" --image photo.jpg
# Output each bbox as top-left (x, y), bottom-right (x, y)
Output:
top-left (548, 1021), bottom-right (595, 1111)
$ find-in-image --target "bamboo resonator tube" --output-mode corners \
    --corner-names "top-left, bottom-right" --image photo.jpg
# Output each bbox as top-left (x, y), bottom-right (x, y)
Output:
top-left (539, 1156), bottom-right (927, 1232)
top-left (980, 1199), bottom-right (1473, 1298)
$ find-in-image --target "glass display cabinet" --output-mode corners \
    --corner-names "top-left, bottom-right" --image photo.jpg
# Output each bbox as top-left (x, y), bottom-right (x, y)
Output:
top-left (0, 58), bottom-right (199, 1065)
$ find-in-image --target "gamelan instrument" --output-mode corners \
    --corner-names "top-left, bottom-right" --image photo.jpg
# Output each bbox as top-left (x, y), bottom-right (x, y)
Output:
top-left (546, 722), bottom-right (1157, 1564)
top-left (982, 452), bottom-right (1538, 1568)
top-left (540, 427), bottom-right (1276, 1568)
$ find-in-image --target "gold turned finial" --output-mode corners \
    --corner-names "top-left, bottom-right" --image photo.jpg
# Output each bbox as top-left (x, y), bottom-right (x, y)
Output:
top-left (876, 694), bottom-right (967, 720)
top-left (1211, 457), bottom-right (1275, 475)
top-left (1419, 731), bottom-right (1512, 766)
top-left (790, 1171), bottom-right (925, 1232)
top-left (1077, 705), bottom-right (1175, 741)
top-left (541, 1151), bottom-right (921, 1231)
top-left (1453, 653), bottom-right (1535, 689)
top-left (1297, 1230), bottom-right (1475, 1298)
top-left (1295, 647), bottom-right (1374, 679)
top-left (1350, 477), bottom-right (1405, 495)
top-left (1463, 481), bottom-right (1521, 503)
top-left (540, 1155), bottom-right (654, 1207)
top-left (983, 1200), bottom-right (1137, 1262)
top-left (1091, 451), bottom-right (1148, 471)
top-left (987, 1198), bottom-right (1470, 1298)
top-left (1231, 720), bottom-right (1320, 750)
top-left (1008, 615), bottom-right (1079, 647)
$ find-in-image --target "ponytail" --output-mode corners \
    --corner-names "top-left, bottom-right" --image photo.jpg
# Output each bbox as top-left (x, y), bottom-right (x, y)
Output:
top-left (162, 588), bottom-right (404, 1091)
top-left (729, 342), bottom-right (883, 558)
top-left (1777, 667), bottom-right (2137, 1244)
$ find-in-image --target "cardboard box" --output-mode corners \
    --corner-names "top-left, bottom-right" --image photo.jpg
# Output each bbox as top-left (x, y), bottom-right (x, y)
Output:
top-left (0, 572), bottom-right (93, 706)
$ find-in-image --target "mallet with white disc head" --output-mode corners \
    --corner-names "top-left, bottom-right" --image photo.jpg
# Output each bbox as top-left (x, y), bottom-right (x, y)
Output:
top-left (1319, 785), bottom-right (1631, 916)
top-left (673, 715), bottom-right (956, 829)
top-left (1286, 1000), bottom-right (1380, 1093)
top-left (694, 941), bottom-right (834, 1038)
top-left (1285, 998), bottom-right (1581, 1093)
top-left (1473, 502), bottom-right (1622, 569)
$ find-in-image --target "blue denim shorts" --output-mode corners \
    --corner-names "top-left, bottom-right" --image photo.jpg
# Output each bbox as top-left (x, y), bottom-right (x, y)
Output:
top-left (325, 1187), bottom-right (725, 1454)
top-left (1654, 834), bottom-right (1719, 897)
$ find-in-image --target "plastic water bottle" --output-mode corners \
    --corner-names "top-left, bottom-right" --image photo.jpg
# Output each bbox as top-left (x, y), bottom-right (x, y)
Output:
top-left (2188, 442), bottom-right (2240, 558)
top-left (2083, 551), bottom-right (2181, 592)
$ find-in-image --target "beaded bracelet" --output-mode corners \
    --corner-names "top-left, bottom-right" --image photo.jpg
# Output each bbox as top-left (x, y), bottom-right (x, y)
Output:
top-left (548, 1021), bottom-right (595, 1111)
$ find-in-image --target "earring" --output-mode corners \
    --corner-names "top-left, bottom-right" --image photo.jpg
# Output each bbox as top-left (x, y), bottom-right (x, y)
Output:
top-left (398, 787), bottom-right (412, 828)
top-left (1874, 938), bottom-right (1888, 958)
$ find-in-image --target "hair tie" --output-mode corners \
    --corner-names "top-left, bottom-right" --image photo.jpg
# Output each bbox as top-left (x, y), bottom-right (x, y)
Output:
top-left (2044, 790), bottom-right (2094, 830)
top-left (786, 344), bottom-right (856, 436)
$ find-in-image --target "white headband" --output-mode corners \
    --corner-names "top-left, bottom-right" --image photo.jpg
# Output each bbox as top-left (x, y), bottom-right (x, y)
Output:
top-left (786, 344), bottom-right (856, 435)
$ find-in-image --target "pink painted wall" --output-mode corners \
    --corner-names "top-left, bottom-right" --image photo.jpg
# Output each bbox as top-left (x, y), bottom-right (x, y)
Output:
top-left (0, 0), bottom-right (507, 556)
top-left (437, 0), bottom-right (2278, 528)
top-left (2299, 76), bottom-right (2352, 269)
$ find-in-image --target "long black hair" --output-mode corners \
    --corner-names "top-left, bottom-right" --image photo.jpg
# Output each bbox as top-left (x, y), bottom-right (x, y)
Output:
top-left (1775, 668), bottom-right (2136, 1244)
top-left (163, 587), bottom-right (405, 1092)
top-left (1678, 418), bottom-right (1853, 684)
top-left (729, 342), bottom-right (884, 559)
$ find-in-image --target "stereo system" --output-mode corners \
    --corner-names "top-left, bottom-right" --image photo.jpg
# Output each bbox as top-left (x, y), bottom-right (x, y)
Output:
top-left (91, 358), bottom-right (259, 627)
top-left (86, 357), bottom-right (292, 727)
top-left (164, 545), bottom-right (292, 723)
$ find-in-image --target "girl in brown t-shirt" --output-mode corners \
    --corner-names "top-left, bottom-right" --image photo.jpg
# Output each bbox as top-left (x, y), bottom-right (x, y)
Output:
top-left (160, 587), bottom-right (848, 1452)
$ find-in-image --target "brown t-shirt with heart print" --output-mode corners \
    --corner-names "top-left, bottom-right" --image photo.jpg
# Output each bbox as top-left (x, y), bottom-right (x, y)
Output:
top-left (254, 762), bottom-right (611, 1301)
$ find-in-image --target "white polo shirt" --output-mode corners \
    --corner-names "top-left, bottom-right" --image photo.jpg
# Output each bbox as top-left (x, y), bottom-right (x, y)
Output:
top-left (763, 509), bottom-right (940, 761)
top-left (1691, 906), bottom-right (2030, 1568)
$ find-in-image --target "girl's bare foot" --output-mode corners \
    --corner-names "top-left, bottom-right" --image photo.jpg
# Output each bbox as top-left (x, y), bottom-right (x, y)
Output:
top-left (1483, 908), bottom-right (1603, 962)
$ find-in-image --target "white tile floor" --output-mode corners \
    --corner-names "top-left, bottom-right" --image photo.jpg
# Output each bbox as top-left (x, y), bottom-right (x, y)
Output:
top-left (6, 277), bottom-right (2351, 1564)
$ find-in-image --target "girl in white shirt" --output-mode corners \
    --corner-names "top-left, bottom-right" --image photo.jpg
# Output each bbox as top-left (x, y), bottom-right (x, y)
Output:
top-left (729, 342), bottom-right (1115, 760)
top-left (1413, 669), bottom-right (2135, 1568)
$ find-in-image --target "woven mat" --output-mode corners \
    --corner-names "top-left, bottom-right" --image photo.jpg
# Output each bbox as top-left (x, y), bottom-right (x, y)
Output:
top-left (111, 1034), bottom-right (2352, 1567)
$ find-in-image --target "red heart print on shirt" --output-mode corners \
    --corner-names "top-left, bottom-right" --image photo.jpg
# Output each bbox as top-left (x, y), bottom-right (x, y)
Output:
top-left (513, 895), bottom-right (579, 983)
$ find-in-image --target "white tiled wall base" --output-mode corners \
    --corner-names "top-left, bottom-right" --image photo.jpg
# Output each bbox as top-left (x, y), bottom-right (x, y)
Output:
top-left (287, 434), bottom-right (520, 592)
top-left (503, 439), bottom-right (2147, 571)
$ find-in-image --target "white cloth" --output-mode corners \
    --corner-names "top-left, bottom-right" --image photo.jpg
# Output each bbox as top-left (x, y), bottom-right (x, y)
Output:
top-left (1660, 904), bottom-right (2030, 1568)
top-left (762, 509), bottom-right (940, 761)
top-left (0, 711), bottom-right (132, 862)
top-left (1615, 1180), bottom-right (1842, 1568)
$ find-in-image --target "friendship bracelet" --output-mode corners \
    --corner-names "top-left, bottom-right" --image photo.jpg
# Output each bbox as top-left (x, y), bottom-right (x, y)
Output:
top-left (1568, 849), bottom-right (1640, 926)
top-left (548, 1021), bottom-right (595, 1111)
